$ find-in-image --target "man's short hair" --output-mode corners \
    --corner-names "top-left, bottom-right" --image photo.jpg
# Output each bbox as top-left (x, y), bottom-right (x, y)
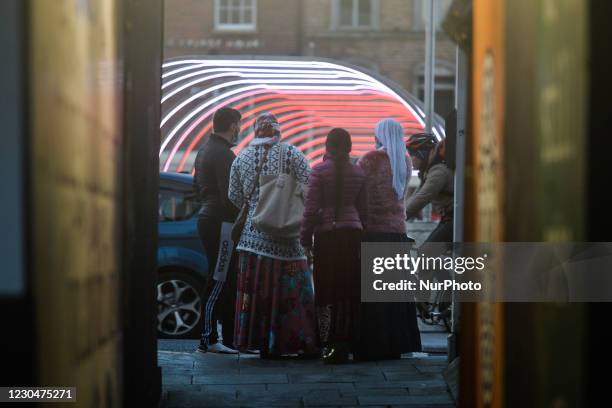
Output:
top-left (213, 107), bottom-right (241, 133)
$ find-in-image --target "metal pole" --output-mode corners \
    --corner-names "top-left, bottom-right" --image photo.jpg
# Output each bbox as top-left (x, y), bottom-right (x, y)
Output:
top-left (453, 49), bottom-right (467, 245)
top-left (449, 46), bottom-right (468, 361)
top-left (424, 0), bottom-right (436, 133)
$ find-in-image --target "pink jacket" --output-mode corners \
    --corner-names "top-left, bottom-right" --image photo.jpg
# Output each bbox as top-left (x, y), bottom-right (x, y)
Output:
top-left (357, 150), bottom-right (411, 234)
top-left (300, 157), bottom-right (368, 248)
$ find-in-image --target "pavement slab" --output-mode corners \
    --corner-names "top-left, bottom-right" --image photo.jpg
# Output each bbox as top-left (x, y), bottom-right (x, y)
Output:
top-left (158, 341), bottom-right (455, 407)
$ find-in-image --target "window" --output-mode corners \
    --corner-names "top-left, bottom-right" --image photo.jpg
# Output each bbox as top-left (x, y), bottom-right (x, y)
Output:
top-left (413, 63), bottom-right (456, 122)
top-left (332, 0), bottom-right (379, 30)
top-left (159, 189), bottom-right (200, 221)
top-left (214, 0), bottom-right (257, 31)
top-left (412, 0), bottom-right (453, 31)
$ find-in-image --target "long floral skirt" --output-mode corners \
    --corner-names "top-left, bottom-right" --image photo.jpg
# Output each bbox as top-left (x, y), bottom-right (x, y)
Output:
top-left (233, 251), bottom-right (320, 356)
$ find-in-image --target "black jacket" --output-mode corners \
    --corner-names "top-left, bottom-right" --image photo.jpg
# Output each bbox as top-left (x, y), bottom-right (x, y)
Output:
top-left (193, 134), bottom-right (239, 221)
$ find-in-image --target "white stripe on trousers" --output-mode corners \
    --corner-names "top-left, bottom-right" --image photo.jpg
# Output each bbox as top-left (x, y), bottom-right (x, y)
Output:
top-left (202, 278), bottom-right (224, 344)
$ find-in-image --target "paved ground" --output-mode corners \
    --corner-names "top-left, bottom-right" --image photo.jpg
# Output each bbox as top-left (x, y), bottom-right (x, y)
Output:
top-left (159, 350), bottom-right (454, 407)
top-left (158, 322), bottom-right (454, 407)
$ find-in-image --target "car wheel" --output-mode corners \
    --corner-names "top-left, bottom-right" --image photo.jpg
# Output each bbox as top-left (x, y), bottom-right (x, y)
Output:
top-left (157, 270), bottom-right (204, 339)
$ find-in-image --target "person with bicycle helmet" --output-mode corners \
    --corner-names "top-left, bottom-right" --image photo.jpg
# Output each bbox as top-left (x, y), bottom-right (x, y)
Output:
top-left (405, 133), bottom-right (454, 242)
top-left (406, 133), bottom-right (454, 326)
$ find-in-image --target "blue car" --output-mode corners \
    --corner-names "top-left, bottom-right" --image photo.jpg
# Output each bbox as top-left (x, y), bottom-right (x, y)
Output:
top-left (157, 172), bottom-right (208, 338)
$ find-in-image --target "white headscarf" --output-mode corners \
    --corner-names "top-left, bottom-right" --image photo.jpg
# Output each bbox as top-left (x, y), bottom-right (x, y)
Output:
top-left (375, 119), bottom-right (408, 200)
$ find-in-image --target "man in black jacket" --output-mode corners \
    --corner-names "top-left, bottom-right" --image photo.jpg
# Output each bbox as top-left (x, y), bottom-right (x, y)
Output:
top-left (194, 107), bottom-right (241, 354)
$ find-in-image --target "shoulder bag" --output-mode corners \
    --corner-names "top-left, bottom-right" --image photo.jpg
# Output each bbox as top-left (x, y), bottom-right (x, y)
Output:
top-left (252, 143), bottom-right (306, 238)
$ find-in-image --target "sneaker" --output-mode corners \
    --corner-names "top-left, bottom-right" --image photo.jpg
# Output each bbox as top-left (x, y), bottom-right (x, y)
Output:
top-left (207, 342), bottom-right (239, 354)
top-left (196, 342), bottom-right (208, 354)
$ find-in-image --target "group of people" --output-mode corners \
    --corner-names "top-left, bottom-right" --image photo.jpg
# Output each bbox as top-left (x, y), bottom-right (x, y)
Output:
top-left (193, 107), bottom-right (453, 363)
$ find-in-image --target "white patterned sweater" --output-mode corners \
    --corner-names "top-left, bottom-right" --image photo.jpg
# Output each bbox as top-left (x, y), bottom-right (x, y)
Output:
top-left (228, 140), bottom-right (310, 260)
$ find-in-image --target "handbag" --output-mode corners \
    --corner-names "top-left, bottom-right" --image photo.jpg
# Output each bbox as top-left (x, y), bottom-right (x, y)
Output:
top-left (252, 143), bottom-right (306, 238)
top-left (230, 146), bottom-right (269, 243)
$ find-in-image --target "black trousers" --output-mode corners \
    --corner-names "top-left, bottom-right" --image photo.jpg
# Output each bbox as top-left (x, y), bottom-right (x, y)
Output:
top-left (426, 218), bottom-right (454, 243)
top-left (197, 216), bottom-right (237, 347)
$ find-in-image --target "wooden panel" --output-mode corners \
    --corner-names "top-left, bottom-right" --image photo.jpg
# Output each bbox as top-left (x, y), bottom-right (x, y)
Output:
top-left (30, 1), bottom-right (122, 407)
top-left (463, 0), bottom-right (505, 407)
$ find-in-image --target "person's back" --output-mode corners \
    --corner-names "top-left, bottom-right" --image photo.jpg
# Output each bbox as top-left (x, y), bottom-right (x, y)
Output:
top-left (194, 107), bottom-right (242, 355)
top-left (413, 162), bottom-right (454, 218)
top-left (229, 139), bottom-right (310, 259)
top-left (194, 133), bottom-right (238, 222)
top-left (301, 158), bottom-right (367, 243)
top-left (228, 112), bottom-right (319, 358)
top-left (300, 127), bottom-right (366, 364)
top-left (357, 150), bottom-right (411, 234)
top-left (353, 119), bottom-right (421, 361)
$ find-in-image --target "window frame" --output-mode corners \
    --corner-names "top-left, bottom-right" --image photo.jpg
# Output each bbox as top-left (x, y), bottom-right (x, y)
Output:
top-left (412, 62), bottom-right (456, 98)
top-left (412, 0), bottom-right (453, 32)
top-left (214, 0), bottom-right (257, 32)
top-left (331, 0), bottom-right (380, 31)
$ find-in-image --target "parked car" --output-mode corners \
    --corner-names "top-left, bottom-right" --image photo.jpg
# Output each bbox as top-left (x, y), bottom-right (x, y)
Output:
top-left (157, 172), bottom-right (208, 338)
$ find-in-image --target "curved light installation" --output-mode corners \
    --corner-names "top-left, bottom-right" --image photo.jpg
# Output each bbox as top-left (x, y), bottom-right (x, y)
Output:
top-left (160, 58), bottom-right (445, 173)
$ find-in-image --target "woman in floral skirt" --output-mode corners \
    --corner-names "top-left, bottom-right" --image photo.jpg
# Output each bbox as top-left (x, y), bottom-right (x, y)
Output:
top-left (228, 113), bottom-right (320, 358)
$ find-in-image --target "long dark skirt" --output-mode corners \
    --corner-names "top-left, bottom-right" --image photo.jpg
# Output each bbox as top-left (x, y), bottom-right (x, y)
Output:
top-left (353, 231), bottom-right (422, 360)
top-left (312, 228), bottom-right (362, 348)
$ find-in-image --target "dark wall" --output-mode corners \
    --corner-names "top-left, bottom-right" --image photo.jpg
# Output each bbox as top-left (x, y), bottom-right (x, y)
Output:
top-left (585, 1), bottom-right (612, 406)
top-left (121, 0), bottom-right (164, 406)
top-left (0, 0), bottom-right (34, 386)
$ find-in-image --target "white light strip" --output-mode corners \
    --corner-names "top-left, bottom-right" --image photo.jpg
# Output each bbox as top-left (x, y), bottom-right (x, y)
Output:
top-left (162, 67), bottom-right (348, 90)
top-left (161, 79), bottom-right (386, 128)
top-left (160, 59), bottom-right (442, 170)
top-left (160, 84), bottom-right (268, 155)
top-left (161, 83), bottom-right (387, 157)
top-left (162, 59), bottom-right (426, 127)
top-left (162, 71), bottom-right (348, 103)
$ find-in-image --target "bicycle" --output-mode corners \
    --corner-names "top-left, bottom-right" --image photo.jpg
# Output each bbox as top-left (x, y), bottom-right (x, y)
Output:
top-left (413, 245), bottom-right (453, 332)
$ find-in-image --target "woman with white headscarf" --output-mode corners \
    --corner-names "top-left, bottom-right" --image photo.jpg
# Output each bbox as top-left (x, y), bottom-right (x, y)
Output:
top-left (355, 118), bottom-right (422, 360)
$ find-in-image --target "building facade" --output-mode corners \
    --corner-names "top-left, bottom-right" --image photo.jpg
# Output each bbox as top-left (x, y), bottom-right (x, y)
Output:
top-left (164, 0), bottom-right (457, 119)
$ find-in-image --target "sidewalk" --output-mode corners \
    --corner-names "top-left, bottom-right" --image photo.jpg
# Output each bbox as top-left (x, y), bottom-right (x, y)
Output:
top-left (158, 349), bottom-right (455, 407)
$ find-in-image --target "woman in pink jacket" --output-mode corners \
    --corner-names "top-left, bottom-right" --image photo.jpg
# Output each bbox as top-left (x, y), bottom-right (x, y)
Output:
top-left (354, 119), bottom-right (422, 361)
top-left (300, 128), bottom-right (368, 363)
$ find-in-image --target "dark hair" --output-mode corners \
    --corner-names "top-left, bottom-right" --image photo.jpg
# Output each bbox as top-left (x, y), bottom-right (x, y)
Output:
top-left (213, 107), bottom-right (241, 133)
top-left (326, 128), bottom-right (352, 223)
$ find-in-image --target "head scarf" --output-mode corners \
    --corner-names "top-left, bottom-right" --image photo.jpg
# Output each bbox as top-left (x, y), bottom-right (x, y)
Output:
top-left (375, 119), bottom-right (408, 200)
top-left (250, 112), bottom-right (281, 146)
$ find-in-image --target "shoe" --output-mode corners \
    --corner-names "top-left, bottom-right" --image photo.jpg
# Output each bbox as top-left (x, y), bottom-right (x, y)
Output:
top-left (207, 342), bottom-right (239, 354)
top-left (322, 345), bottom-right (349, 364)
top-left (196, 342), bottom-right (208, 354)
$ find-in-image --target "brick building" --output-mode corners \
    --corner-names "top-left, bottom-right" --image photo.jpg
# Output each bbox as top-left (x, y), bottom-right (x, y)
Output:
top-left (164, 0), bottom-right (457, 118)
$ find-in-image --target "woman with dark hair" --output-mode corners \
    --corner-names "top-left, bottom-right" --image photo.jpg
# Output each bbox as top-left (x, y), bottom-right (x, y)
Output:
top-left (300, 128), bottom-right (368, 363)
top-left (355, 118), bottom-right (422, 361)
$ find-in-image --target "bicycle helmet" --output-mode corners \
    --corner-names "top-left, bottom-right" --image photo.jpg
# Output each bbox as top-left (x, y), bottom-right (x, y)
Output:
top-left (406, 132), bottom-right (438, 160)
